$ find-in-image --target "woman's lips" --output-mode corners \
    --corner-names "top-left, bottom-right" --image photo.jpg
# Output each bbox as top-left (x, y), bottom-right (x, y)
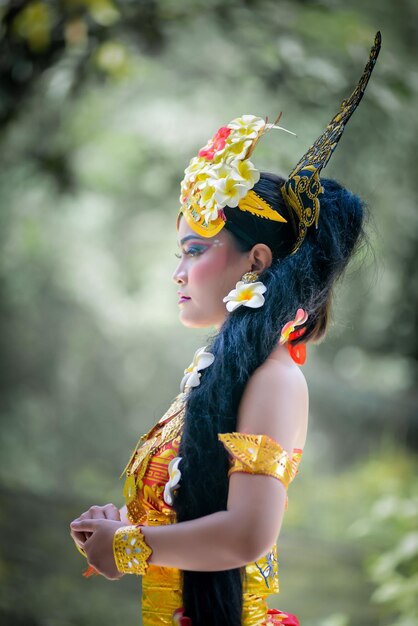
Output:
top-left (178, 296), bottom-right (191, 304)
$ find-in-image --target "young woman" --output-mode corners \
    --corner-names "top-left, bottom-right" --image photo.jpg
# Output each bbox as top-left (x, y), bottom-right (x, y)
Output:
top-left (70, 32), bottom-right (381, 626)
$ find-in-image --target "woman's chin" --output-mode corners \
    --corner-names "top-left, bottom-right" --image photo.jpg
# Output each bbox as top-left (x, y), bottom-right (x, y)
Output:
top-left (179, 316), bottom-right (208, 329)
top-left (178, 310), bottom-right (221, 329)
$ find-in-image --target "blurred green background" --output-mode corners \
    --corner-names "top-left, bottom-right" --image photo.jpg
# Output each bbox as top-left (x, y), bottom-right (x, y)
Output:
top-left (0, 1), bottom-right (417, 625)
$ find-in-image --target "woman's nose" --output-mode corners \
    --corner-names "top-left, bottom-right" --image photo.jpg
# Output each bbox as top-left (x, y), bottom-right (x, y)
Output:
top-left (172, 263), bottom-right (187, 285)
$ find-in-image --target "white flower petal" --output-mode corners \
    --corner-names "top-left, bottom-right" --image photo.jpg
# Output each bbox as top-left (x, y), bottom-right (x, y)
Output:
top-left (187, 369), bottom-right (202, 388)
top-left (249, 282), bottom-right (267, 295)
top-left (163, 484), bottom-right (173, 506)
top-left (226, 300), bottom-right (244, 312)
top-left (244, 293), bottom-right (265, 308)
top-left (163, 457), bottom-right (183, 506)
top-left (180, 373), bottom-right (190, 393)
top-left (196, 353), bottom-right (215, 370)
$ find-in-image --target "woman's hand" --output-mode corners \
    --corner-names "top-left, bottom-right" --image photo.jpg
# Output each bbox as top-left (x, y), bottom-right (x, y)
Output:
top-left (70, 504), bottom-right (121, 553)
top-left (70, 517), bottom-right (126, 580)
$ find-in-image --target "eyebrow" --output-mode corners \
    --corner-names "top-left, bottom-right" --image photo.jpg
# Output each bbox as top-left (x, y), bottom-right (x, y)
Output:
top-left (178, 235), bottom-right (207, 246)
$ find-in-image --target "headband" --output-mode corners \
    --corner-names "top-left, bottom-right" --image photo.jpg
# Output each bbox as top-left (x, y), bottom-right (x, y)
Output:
top-left (177, 32), bottom-right (381, 255)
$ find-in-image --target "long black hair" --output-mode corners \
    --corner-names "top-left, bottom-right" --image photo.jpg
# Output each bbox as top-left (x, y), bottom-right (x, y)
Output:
top-left (173, 172), bottom-right (369, 625)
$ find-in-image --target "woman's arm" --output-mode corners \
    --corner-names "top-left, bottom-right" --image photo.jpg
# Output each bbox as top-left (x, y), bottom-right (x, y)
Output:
top-left (71, 359), bottom-right (308, 576)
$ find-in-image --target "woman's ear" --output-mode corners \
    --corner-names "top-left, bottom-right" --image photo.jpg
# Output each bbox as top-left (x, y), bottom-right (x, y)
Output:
top-left (249, 243), bottom-right (273, 273)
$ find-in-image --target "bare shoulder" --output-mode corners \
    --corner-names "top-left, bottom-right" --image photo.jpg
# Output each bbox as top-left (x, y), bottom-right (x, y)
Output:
top-left (236, 356), bottom-right (309, 453)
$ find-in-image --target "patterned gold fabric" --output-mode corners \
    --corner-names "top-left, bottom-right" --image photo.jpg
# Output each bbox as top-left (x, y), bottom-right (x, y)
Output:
top-left (218, 432), bottom-right (302, 490)
top-left (121, 394), bottom-right (303, 625)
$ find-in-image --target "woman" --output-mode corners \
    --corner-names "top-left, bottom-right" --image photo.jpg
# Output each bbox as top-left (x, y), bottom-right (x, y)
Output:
top-left (70, 32), bottom-right (381, 626)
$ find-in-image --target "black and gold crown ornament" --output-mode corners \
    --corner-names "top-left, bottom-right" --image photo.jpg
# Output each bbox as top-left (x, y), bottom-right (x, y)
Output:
top-left (282, 31), bottom-right (381, 253)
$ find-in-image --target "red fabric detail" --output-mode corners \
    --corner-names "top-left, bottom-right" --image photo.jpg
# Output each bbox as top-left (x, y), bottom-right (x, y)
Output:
top-left (172, 607), bottom-right (299, 625)
top-left (139, 436), bottom-right (181, 513)
top-left (173, 608), bottom-right (193, 625)
top-left (82, 565), bottom-right (98, 578)
top-left (267, 608), bottom-right (300, 625)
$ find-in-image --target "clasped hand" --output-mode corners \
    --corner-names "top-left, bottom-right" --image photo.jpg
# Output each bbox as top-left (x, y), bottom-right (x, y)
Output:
top-left (70, 504), bottom-right (125, 580)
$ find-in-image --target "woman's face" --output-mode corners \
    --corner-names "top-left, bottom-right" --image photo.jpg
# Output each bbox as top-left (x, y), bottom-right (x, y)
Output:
top-left (172, 216), bottom-right (251, 328)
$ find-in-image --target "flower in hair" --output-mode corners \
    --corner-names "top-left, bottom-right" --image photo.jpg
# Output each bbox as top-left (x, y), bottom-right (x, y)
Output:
top-left (180, 115), bottom-right (267, 225)
top-left (223, 278), bottom-right (267, 312)
top-left (163, 456), bottom-right (182, 506)
top-left (180, 345), bottom-right (215, 393)
top-left (279, 308), bottom-right (308, 344)
top-left (198, 126), bottom-right (231, 161)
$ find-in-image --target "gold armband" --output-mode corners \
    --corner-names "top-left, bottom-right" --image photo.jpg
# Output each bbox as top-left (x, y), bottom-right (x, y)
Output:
top-left (218, 432), bottom-right (293, 490)
top-left (113, 525), bottom-right (153, 575)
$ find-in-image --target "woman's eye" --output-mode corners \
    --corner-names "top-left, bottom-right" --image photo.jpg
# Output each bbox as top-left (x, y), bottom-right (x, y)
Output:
top-left (174, 247), bottom-right (205, 258)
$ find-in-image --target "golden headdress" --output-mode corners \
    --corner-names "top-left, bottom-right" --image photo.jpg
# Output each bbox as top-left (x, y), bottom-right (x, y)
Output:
top-left (177, 32), bottom-right (381, 254)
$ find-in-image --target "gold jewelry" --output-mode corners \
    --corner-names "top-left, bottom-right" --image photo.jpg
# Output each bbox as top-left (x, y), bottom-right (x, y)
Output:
top-left (113, 525), bottom-right (153, 575)
top-left (241, 271), bottom-right (259, 284)
top-left (75, 542), bottom-right (87, 558)
top-left (238, 190), bottom-right (287, 224)
top-left (218, 432), bottom-right (297, 490)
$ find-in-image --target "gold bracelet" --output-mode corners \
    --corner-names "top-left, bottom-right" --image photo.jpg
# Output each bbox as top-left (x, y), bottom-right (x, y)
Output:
top-left (76, 542), bottom-right (87, 559)
top-left (113, 525), bottom-right (153, 575)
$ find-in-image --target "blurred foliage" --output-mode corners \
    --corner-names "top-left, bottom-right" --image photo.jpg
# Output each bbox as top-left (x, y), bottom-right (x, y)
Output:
top-left (278, 440), bottom-right (418, 626)
top-left (349, 483), bottom-right (418, 625)
top-left (0, 0), bottom-right (417, 625)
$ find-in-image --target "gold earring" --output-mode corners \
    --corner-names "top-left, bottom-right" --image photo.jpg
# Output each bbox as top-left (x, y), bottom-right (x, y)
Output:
top-left (241, 271), bottom-right (259, 284)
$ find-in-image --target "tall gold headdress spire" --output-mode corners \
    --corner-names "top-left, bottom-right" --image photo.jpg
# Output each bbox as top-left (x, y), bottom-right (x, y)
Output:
top-left (282, 31), bottom-right (382, 254)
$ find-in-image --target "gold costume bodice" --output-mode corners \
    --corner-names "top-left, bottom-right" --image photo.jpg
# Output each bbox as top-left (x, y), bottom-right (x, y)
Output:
top-left (121, 394), bottom-right (303, 626)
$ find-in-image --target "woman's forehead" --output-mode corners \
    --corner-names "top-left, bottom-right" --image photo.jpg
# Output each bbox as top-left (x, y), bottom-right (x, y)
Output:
top-left (177, 218), bottom-right (221, 244)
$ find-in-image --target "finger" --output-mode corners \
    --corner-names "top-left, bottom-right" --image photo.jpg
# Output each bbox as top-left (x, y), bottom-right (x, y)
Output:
top-left (70, 519), bottom-right (100, 533)
top-left (88, 505), bottom-right (108, 520)
top-left (73, 506), bottom-right (107, 540)
top-left (71, 515), bottom-right (93, 542)
top-left (70, 528), bottom-right (92, 547)
top-left (75, 506), bottom-right (106, 523)
top-left (71, 533), bottom-right (86, 550)
top-left (104, 504), bottom-right (121, 521)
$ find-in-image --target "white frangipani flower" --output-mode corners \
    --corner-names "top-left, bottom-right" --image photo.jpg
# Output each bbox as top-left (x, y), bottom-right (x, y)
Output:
top-left (198, 183), bottom-right (217, 210)
top-left (223, 139), bottom-right (254, 162)
top-left (213, 177), bottom-right (249, 208)
top-left (180, 346), bottom-right (215, 393)
top-left (201, 202), bottom-right (221, 224)
top-left (223, 280), bottom-right (267, 312)
top-left (206, 161), bottom-right (234, 182)
top-left (163, 456), bottom-right (182, 506)
top-left (184, 156), bottom-right (209, 182)
top-left (232, 158), bottom-right (260, 187)
top-left (227, 115), bottom-right (266, 140)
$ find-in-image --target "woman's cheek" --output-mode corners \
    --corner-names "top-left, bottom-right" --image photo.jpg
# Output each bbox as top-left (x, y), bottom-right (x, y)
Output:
top-left (189, 252), bottom-right (228, 284)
